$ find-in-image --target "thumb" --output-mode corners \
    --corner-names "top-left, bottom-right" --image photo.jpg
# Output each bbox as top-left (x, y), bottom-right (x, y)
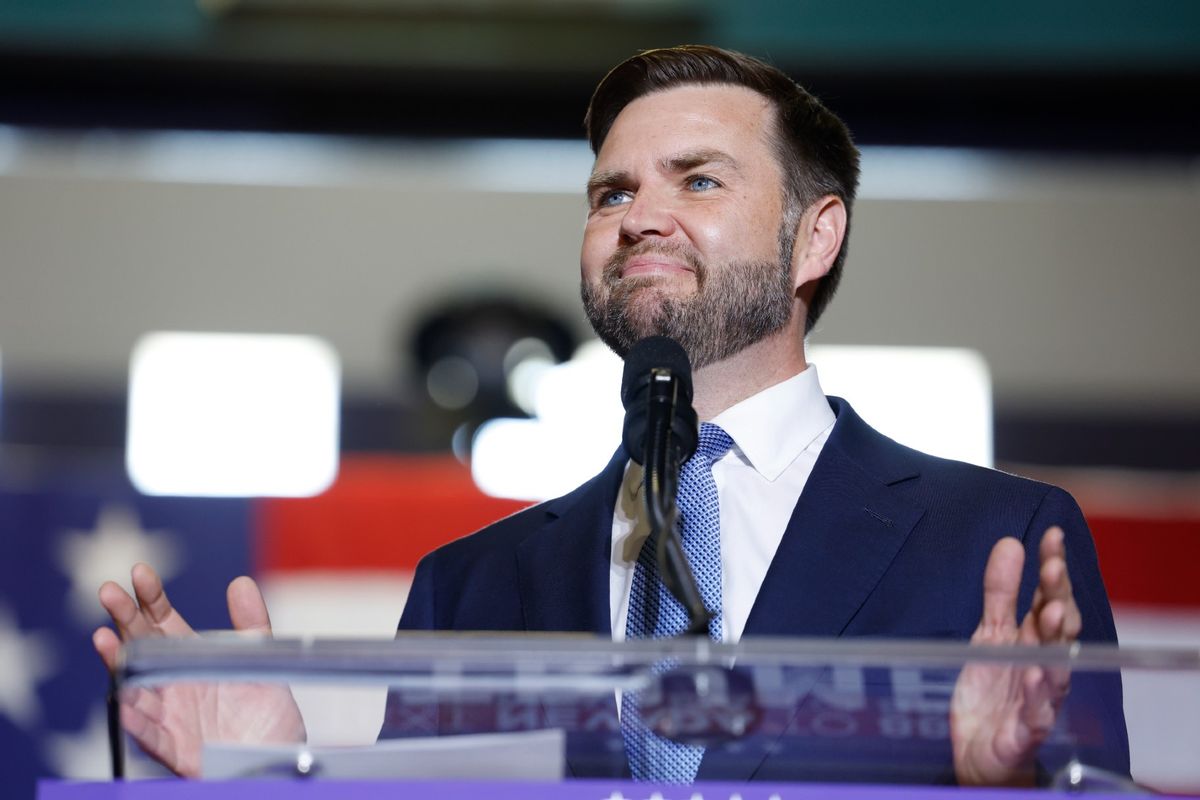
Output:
top-left (226, 576), bottom-right (272, 634)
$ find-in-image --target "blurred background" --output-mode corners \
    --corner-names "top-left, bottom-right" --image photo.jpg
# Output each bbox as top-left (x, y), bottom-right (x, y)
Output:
top-left (1, 0), bottom-right (1198, 795)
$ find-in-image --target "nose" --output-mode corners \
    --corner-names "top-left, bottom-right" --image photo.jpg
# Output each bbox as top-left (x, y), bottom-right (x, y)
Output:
top-left (618, 187), bottom-right (677, 243)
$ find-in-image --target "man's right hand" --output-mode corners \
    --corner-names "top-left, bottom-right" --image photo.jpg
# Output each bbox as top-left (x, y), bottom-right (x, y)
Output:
top-left (93, 563), bottom-right (306, 778)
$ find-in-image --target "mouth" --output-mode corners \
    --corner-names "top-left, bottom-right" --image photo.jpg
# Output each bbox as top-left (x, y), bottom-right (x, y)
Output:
top-left (619, 257), bottom-right (695, 279)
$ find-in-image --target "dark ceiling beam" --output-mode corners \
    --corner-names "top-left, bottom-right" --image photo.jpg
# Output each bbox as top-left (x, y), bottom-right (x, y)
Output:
top-left (2, 46), bottom-right (1196, 155)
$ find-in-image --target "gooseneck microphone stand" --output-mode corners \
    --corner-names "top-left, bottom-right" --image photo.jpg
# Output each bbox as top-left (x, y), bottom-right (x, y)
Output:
top-left (640, 367), bottom-right (711, 637)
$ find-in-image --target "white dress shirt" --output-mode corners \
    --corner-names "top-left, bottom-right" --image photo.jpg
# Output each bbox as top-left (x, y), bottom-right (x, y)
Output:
top-left (609, 365), bottom-right (836, 643)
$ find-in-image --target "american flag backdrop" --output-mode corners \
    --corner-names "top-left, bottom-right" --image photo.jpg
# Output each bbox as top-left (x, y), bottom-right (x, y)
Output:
top-left (0, 462), bottom-right (255, 796)
top-left (0, 454), bottom-right (525, 798)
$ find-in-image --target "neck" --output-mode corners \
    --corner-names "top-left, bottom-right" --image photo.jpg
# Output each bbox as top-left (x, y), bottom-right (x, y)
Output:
top-left (691, 327), bottom-right (808, 421)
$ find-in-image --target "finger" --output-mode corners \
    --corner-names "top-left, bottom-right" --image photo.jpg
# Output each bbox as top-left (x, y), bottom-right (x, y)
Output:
top-left (1045, 663), bottom-right (1072, 709)
top-left (227, 576), bottom-right (272, 634)
top-left (1038, 528), bottom-right (1074, 603)
top-left (98, 580), bottom-right (153, 641)
top-left (125, 684), bottom-right (165, 726)
top-left (131, 563), bottom-right (195, 637)
top-left (93, 626), bottom-right (123, 672)
top-left (1036, 528), bottom-right (1082, 643)
top-left (116, 686), bottom-right (200, 778)
top-left (1062, 602), bottom-right (1082, 641)
top-left (1038, 525), bottom-right (1065, 564)
top-left (120, 702), bottom-right (187, 777)
top-left (1033, 598), bottom-right (1065, 644)
top-left (979, 537), bottom-right (1025, 639)
top-left (1019, 665), bottom-right (1057, 740)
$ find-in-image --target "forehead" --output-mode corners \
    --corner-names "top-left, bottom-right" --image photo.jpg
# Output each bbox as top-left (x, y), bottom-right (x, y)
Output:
top-left (594, 83), bottom-right (779, 169)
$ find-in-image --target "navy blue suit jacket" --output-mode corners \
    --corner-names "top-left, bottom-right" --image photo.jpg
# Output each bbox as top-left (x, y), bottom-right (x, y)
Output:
top-left (397, 397), bottom-right (1129, 782)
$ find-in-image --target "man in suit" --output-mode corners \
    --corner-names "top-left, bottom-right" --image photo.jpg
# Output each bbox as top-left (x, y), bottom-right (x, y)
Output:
top-left (95, 45), bottom-right (1126, 786)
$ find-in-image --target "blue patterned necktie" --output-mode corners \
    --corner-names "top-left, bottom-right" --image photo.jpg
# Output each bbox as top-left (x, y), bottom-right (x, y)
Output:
top-left (622, 422), bottom-right (733, 783)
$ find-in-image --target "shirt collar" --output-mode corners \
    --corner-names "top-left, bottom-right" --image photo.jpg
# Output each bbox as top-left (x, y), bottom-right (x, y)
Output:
top-left (710, 364), bottom-right (834, 482)
top-left (621, 364), bottom-right (833, 502)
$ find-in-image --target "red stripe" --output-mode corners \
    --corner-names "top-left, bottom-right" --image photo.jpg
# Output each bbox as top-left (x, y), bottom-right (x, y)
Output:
top-left (1087, 514), bottom-right (1200, 609)
top-left (257, 455), bottom-right (530, 572)
top-left (258, 455), bottom-right (1200, 610)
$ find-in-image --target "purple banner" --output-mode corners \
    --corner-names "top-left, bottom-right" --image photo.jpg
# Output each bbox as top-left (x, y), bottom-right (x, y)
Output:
top-left (38, 780), bottom-right (1159, 800)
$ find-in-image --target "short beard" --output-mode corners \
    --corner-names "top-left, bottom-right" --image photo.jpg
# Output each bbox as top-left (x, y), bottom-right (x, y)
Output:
top-left (581, 228), bottom-right (797, 370)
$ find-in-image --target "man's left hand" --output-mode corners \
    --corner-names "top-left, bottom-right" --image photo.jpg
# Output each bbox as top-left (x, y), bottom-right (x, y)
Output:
top-left (951, 526), bottom-right (1080, 786)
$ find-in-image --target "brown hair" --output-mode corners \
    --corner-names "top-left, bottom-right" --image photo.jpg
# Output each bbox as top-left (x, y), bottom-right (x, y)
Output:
top-left (584, 45), bottom-right (860, 333)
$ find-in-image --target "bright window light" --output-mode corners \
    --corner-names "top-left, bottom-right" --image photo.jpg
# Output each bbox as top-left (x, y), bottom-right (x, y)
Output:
top-left (473, 342), bottom-right (992, 501)
top-left (473, 341), bottom-right (623, 501)
top-left (127, 332), bottom-right (340, 497)
top-left (809, 345), bottom-right (993, 467)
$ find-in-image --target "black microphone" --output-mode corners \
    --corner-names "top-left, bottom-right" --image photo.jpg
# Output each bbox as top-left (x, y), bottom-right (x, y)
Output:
top-left (621, 335), bottom-right (698, 468)
top-left (620, 336), bottom-right (710, 636)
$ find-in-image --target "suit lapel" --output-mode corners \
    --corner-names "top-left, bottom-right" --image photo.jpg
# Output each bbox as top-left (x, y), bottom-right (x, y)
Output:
top-left (515, 448), bottom-right (625, 636)
top-left (741, 439), bottom-right (925, 637)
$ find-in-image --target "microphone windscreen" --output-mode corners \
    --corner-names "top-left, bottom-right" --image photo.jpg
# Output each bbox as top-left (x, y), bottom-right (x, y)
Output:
top-left (621, 336), bottom-right (692, 408)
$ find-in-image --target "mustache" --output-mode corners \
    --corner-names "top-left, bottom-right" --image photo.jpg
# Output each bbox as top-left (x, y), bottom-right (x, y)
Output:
top-left (602, 240), bottom-right (706, 282)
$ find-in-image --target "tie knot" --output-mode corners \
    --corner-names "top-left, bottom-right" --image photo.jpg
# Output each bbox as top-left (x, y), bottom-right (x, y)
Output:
top-left (694, 422), bottom-right (733, 463)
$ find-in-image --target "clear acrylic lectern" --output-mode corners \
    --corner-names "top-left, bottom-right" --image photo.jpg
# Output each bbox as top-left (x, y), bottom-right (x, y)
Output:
top-left (109, 633), bottom-right (1200, 794)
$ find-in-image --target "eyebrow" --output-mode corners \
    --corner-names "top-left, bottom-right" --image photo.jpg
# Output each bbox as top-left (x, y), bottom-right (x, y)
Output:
top-left (585, 149), bottom-right (743, 198)
top-left (659, 148), bottom-right (741, 176)
top-left (586, 169), bottom-right (627, 199)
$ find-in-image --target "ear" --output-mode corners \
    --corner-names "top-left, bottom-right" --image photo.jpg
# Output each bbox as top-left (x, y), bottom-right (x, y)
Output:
top-left (790, 195), bottom-right (848, 291)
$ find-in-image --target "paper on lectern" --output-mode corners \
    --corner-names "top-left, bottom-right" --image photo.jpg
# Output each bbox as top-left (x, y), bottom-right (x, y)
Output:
top-left (202, 728), bottom-right (565, 781)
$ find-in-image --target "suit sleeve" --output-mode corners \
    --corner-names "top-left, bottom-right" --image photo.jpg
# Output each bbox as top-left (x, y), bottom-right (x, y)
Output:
top-left (383, 553), bottom-right (438, 740)
top-left (1017, 486), bottom-right (1117, 644)
top-left (398, 552), bottom-right (436, 631)
top-left (1019, 486), bottom-right (1130, 778)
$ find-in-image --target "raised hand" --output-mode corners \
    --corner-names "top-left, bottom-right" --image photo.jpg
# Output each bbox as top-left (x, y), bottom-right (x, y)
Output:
top-left (951, 527), bottom-right (1080, 786)
top-left (93, 563), bottom-right (306, 777)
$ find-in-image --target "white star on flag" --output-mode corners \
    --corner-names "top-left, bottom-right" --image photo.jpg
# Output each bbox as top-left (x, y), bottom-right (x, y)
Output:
top-left (45, 704), bottom-right (169, 781)
top-left (44, 705), bottom-right (110, 780)
top-left (0, 603), bottom-right (57, 728)
top-left (56, 503), bottom-right (182, 626)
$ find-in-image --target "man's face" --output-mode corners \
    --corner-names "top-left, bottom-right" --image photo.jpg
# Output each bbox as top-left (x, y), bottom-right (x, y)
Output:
top-left (580, 83), bottom-right (798, 368)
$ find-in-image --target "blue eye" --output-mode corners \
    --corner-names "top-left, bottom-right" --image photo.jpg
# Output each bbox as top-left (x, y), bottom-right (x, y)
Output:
top-left (599, 189), bottom-right (632, 207)
top-left (687, 175), bottom-right (719, 191)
